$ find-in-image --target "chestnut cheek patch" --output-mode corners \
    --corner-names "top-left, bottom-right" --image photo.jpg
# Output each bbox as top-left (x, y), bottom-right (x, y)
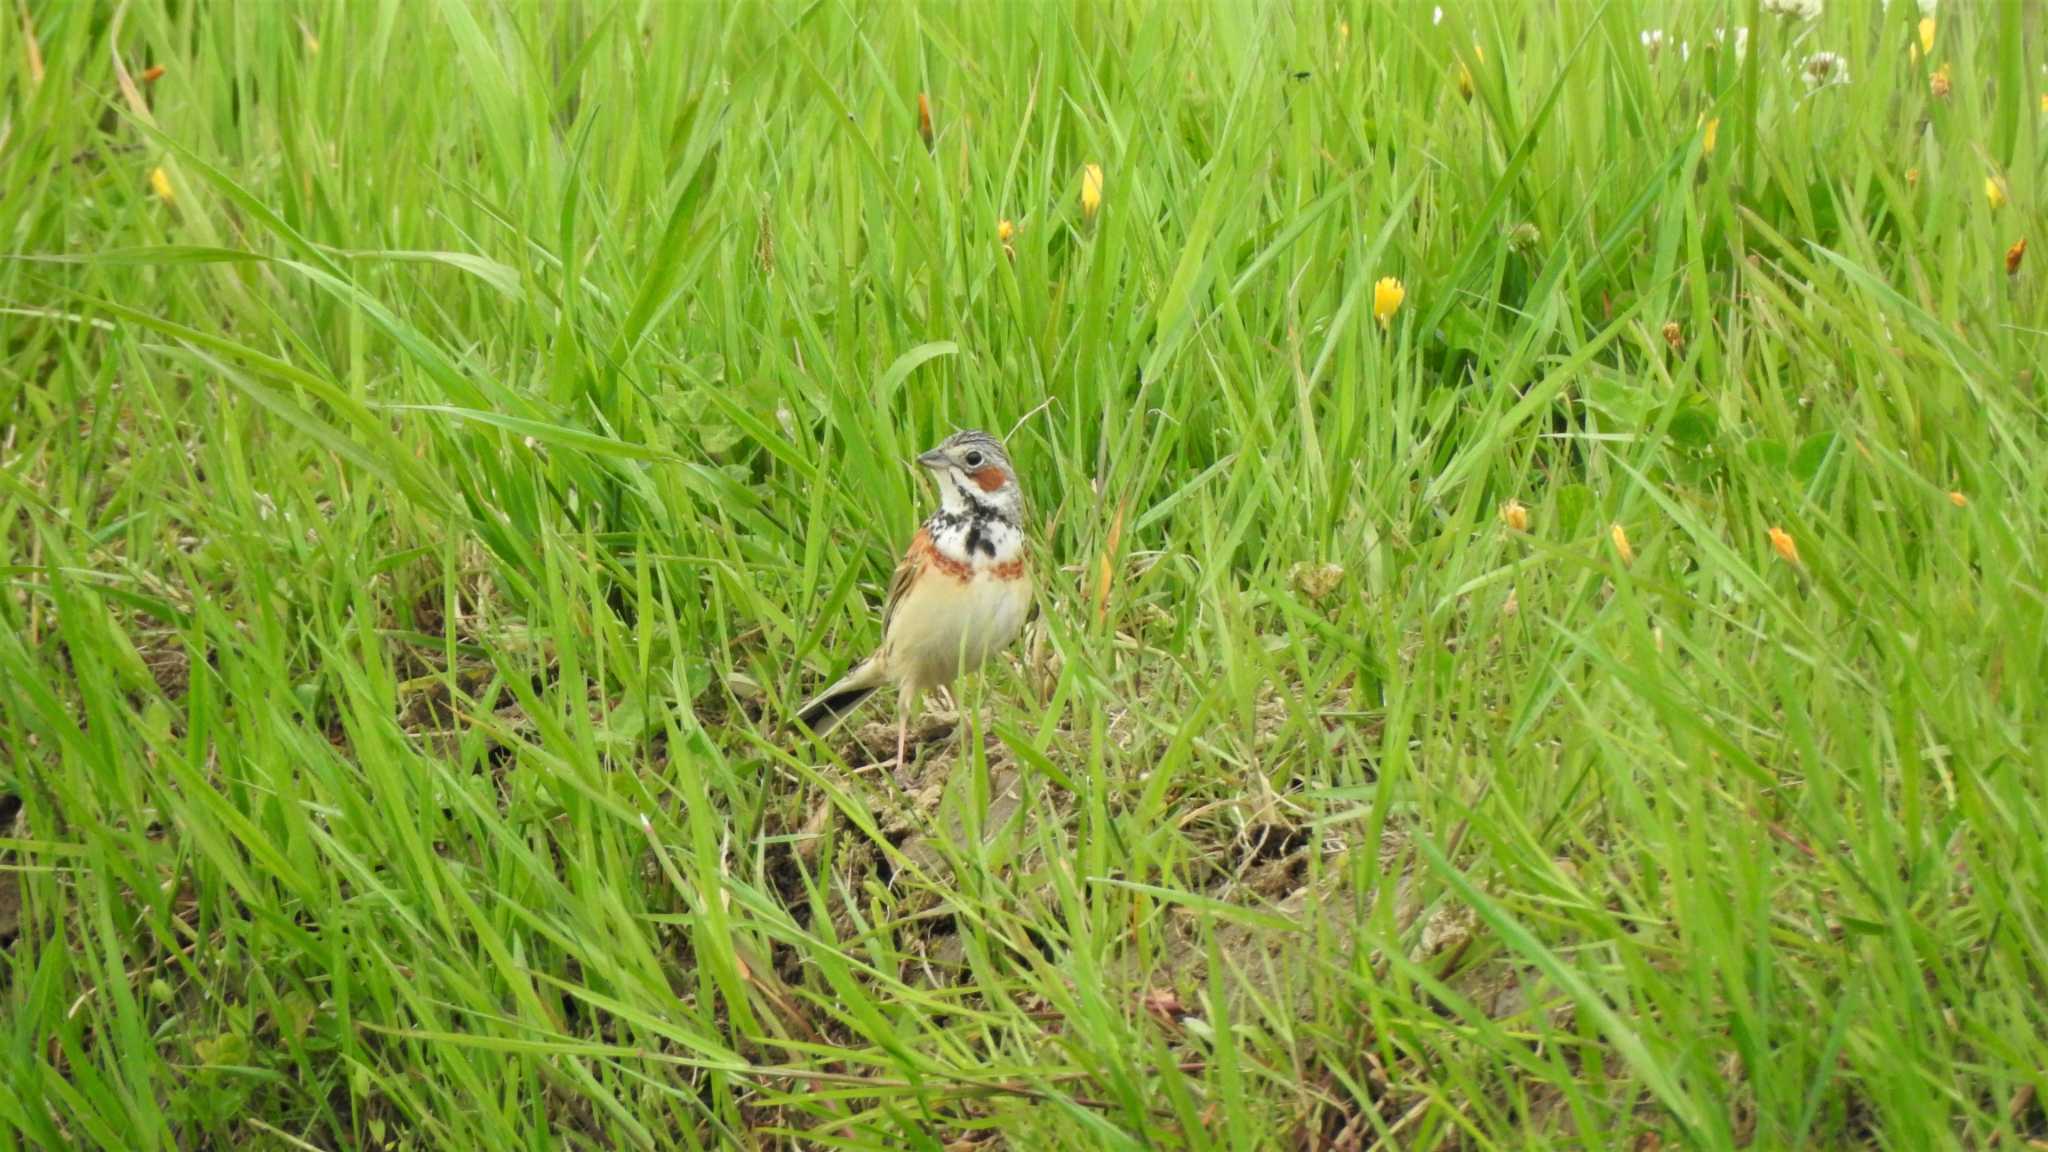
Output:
top-left (971, 466), bottom-right (1007, 492)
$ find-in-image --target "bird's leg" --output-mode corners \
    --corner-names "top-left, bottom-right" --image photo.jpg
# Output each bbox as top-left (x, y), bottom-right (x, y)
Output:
top-left (890, 688), bottom-right (919, 790)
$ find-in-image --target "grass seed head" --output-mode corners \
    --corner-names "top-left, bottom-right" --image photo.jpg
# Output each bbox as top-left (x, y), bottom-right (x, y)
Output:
top-left (2006, 237), bottom-right (2026, 275)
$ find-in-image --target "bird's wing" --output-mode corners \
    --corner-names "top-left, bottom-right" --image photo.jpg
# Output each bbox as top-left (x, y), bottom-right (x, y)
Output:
top-left (881, 528), bottom-right (930, 636)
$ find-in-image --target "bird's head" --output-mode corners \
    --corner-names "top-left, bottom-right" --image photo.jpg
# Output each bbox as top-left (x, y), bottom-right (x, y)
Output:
top-left (916, 429), bottom-right (1020, 518)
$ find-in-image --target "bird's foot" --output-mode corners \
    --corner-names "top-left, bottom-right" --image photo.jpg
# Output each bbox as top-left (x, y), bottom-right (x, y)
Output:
top-left (889, 758), bottom-right (919, 793)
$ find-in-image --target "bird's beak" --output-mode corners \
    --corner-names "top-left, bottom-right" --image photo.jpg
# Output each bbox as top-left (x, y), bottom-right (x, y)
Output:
top-left (915, 448), bottom-right (949, 470)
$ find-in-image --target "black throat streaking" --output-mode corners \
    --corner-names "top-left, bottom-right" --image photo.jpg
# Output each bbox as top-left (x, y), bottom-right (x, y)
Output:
top-left (928, 494), bottom-right (1014, 560)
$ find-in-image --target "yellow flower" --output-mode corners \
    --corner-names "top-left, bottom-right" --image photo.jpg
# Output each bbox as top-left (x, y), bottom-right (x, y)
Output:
top-left (1986, 176), bottom-right (2007, 209)
top-left (1906, 167), bottom-right (1921, 189)
top-left (1080, 163), bottom-right (1103, 220)
top-left (1372, 277), bottom-right (1406, 328)
top-left (1339, 20), bottom-right (1350, 44)
top-left (1929, 62), bottom-right (1951, 100)
top-left (148, 166), bottom-right (173, 203)
top-left (1767, 526), bottom-right (1801, 567)
top-left (1948, 490), bottom-right (1968, 507)
top-left (997, 218), bottom-right (1015, 243)
top-left (1918, 17), bottom-right (1936, 56)
top-left (1499, 500), bottom-right (1529, 533)
top-left (2041, 93), bottom-right (2048, 115)
top-left (1701, 117), bottom-right (1719, 156)
top-left (1457, 44), bottom-right (1482, 100)
top-left (1609, 523), bottom-right (1634, 566)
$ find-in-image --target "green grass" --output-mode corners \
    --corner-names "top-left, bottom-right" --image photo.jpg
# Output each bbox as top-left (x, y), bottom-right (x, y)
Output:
top-left (2, 0), bottom-right (2044, 1147)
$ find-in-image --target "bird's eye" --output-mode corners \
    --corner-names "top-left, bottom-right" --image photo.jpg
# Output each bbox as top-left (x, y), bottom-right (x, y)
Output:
top-left (963, 451), bottom-right (984, 468)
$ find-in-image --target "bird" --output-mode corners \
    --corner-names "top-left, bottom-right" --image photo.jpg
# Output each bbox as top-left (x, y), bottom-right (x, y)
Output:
top-left (795, 429), bottom-right (1034, 778)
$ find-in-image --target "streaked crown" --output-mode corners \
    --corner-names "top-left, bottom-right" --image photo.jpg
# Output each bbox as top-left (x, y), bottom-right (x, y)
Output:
top-left (926, 429), bottom-right (1009, 472)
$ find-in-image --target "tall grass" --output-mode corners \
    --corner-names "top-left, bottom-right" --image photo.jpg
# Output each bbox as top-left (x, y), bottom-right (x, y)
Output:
top-left (2, 1), bottom-right (2042, 1147)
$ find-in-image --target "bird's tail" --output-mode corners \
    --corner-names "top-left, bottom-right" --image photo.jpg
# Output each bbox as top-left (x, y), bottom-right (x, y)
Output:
top-left (794, 659), bottom-right (885, 736)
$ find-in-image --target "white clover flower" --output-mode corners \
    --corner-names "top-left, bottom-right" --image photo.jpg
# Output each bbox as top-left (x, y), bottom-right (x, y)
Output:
top-left (1640, 28), bottom-right (1667, 57)
top-left (1714, 26), bottom-right (1750, 61)
top-left (1764, 0), bottom-right (1823, 20)
top-left (1433, 6), bottom-right (1444, 25)
top-left (1801, 51), bottom-right (1849, 88)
